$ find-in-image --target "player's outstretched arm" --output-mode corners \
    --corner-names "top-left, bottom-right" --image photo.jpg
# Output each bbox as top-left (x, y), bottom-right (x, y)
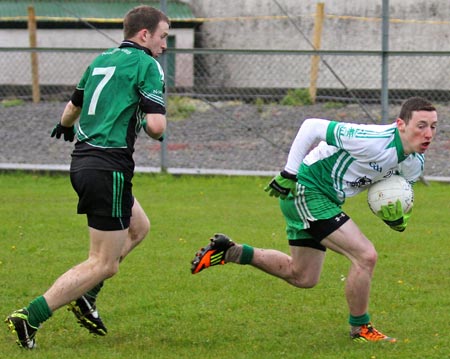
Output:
top-left (284, 118), bottom-right (329, 174)
top-left (51, 101), bottom-right (81, 142)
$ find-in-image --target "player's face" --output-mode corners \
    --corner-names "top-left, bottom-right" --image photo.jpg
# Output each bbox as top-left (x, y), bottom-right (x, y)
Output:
top-left (144, 21), bottom-right (169, 58)
top-left (397, 110), bottom-right (437, 154)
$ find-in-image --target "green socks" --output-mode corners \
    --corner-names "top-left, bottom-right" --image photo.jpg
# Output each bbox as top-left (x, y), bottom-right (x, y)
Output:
top-left (25, 281), bottom-right (104, 328)
top-left (224, 244), bottom-right (254, 264)
top-left (239, 244), bottom-right (254, 264)
top-left (349, 313), bottom-right (370, 326)
top-left (27, 296), bottom-right (52, 328)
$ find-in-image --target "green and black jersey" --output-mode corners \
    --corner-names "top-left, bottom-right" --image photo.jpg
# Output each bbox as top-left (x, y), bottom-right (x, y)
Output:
top-left (70, 41), bottom-right (166, 177)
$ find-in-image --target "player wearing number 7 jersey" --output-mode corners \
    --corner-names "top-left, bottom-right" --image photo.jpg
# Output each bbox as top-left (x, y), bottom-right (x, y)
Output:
top-left (5, 6), bottom-right (170, 349)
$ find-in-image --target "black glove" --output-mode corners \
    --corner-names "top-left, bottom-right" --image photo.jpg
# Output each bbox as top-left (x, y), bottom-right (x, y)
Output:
top-left (51, 122), bottom-right (75, 142)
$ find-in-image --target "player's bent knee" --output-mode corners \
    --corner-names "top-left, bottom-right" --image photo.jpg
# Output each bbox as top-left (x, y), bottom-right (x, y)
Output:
top-left (129, 216), bottom-right (150, 243)
top-left (102, 262), bottom-right (120, 279)
top-left (289, 274), bottom-right (320, 288)
top-left (357, 249), bottom-right (378, 271)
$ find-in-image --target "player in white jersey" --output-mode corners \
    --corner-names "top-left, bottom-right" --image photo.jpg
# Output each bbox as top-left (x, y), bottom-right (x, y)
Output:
top-left (191, 97), bottom-right (438, 343)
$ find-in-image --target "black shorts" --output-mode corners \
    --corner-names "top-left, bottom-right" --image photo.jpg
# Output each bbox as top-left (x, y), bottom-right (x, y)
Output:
top-left (288, 212), bottom-right (350, 251)
top-left (70, 169), bottom-right (133, 230)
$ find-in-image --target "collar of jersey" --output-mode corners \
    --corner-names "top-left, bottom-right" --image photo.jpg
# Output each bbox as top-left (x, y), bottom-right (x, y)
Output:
top-left (119, 40), bottom-right (153, 57)
top-left (393, 127), bottom-right (408, 163)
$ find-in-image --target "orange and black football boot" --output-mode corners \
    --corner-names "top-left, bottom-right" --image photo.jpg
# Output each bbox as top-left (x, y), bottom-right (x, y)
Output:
top-left (351, 323), bottom-right (396, 343)
top-left (191, 233), bottom-right (235, 274)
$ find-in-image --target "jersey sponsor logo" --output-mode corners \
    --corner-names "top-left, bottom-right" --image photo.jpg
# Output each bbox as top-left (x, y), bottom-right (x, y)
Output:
top-left (102, 48), bottom-right (121, 56)
top-left (346, 176), bottom-right (372, 188)
top-left (334, 213), bottom-right (347, 222)
top-left (382, 168), bottom-right (396, 178)
top-left (369, 161), bottom-right (382, 172)
top-left (337, 124), bottom-right (395, 139)
top-left (338, 126), bottom-right (357, 138)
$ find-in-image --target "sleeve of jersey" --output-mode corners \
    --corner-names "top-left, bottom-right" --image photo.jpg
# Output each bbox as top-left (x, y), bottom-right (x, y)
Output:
top-left (284, 118), bottom-right (330, 174)
top-left (70, 88), bottom-right (84, 107)
top-left (325, 121), bottom-right (386, 156)
top-left (397, 154), bottom-right (425, 184)
top-left (70, 66), bottom-right (90, 107)
top-left (138, 59), bottom-right (166, 115)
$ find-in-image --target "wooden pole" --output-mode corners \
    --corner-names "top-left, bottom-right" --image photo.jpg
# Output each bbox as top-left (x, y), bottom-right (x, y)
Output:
top-left (28, 5), bottom-right (40, 103)
top-left (309, 2), bottom-right (324, 104)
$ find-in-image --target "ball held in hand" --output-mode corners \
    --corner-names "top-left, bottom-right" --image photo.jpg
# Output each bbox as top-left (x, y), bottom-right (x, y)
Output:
top-left (367, 175), bottom-right (414, 215)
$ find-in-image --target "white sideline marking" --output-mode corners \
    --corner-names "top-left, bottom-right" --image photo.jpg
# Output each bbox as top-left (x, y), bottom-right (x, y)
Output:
top-left (0, 163), bottom-right (449, 182)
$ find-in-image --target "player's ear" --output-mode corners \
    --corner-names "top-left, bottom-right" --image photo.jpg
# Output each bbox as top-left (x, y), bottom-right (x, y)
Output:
top-left (396, 117), bottom-right (406, 131)
top-left (137, 28), bottom-right (149, 41)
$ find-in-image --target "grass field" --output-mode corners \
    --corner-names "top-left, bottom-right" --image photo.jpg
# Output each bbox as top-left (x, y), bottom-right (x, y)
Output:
top-left (1, 172), bottom-right (449, 358)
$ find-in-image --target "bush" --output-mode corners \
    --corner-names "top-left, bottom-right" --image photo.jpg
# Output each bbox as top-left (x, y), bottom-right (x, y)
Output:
top-left (1, 98), bottom-right (25, 107)
top-left (167, 96), bottom-right (197, 121)
top-left (280, 88), bottom-right (312, 106)
top-left (323, 101), bottom-right (346, 109)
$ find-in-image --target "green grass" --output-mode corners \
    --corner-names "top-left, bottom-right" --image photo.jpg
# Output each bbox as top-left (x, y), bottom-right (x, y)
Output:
top-left (1, 172), bottom-right (449, 358)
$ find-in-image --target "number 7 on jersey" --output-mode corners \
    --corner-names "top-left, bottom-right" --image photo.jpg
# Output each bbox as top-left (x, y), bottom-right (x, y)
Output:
top-left (88, 67), bottom-right (116, 115)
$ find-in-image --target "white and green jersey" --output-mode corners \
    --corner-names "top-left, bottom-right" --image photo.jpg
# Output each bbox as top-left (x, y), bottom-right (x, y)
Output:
top-left (71, 41), bottom-right (166, 175)
top-left (286, 119), bottom-right (424, 205)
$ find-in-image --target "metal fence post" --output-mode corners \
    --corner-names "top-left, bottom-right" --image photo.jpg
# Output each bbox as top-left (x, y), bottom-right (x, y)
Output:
top-left (381, 0), bottom-right (389, 124)
top-left (160, 0), bottom-right (168, 172)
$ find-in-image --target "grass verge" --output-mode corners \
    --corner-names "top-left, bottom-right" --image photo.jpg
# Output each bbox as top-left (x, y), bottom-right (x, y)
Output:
top-left (1, 172), bottom-right (449, 358)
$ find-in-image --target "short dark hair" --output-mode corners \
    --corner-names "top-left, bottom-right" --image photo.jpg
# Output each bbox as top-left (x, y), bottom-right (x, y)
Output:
top-left (399, 97), bottom-right (436, 123)
top-left (123, 5), bottom-right (170, 39)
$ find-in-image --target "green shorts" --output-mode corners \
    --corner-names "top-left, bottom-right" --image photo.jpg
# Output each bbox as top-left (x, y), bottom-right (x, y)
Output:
top-left (279, 184), bottom-right (345, 246)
